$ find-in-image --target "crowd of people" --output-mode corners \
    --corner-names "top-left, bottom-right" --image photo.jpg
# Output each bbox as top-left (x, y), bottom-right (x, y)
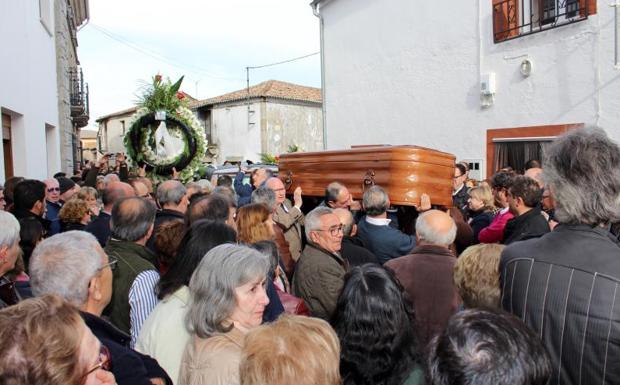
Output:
top-left (0, 127), bottom-right (619, 385)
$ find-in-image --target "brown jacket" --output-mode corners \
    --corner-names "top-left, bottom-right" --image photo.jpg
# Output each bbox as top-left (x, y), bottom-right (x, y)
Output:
top-left (385, 244), bottom-right (461, 349)
top-left (273, 199), bottom-right (304, 261)
top-left (178, 327), bottom-right (245, 385)
top-left (272, 223), bottom-right (294, 278)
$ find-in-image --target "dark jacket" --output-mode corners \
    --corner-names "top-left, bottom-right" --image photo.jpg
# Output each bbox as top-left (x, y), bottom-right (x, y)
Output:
top-left (262, 279), bottom-right (285, 322)
top-left (356, 217), bottom-right (416, 264)
top-left (81, 311), bottom-right (172, 385)
top-left (85, 211), bottom-right (112, 247)
top-left (104, 239), bottom-right (158, 334)
top-left (61, 221), bottom-right (87, 233)
top-left (292, 244), bottom-right (347, 320)
top-left (234, 171), bottom-right (253, 207)
top-left (500, 224), bottom-right (620, 385)
top-left (469, 210), bottom-right (494, 244)
top-left (12, 208), bottom-right (50, 237)
top-left (502, 207), bottom-right (550, 245)
top-left (452, 185), bottom-right (470, 220)
top-left (385, 244), bottom-right (460, 349)
top-left (45, 200), bottom-right (62, 235)
top-left (146, 209), bottom-right (185, 252)
top-left (340, 236), bottom-right (380, 267)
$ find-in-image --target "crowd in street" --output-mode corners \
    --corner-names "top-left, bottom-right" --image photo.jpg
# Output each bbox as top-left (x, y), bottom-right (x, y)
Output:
top-left (0, 127), bottom-right (619, 385)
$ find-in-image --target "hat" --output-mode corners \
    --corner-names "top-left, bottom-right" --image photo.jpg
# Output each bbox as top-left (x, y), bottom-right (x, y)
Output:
top-left (56, 177), bottom-right (76, 195)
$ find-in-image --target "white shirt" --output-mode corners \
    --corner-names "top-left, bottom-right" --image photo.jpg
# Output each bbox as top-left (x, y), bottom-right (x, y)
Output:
top-left (365, 216), bottom-right (392, 226)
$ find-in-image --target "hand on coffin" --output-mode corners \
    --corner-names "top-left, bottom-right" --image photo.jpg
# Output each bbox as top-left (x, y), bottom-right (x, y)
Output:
top-left (293, 186), bottom-right (303, 209)
top-left (417, 193), bottom-right (431, 212)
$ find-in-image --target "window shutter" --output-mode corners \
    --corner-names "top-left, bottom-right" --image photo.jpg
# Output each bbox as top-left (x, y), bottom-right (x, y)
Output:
top-left (579, 0), bottom-right (596, 17)
top-left (493, 0), bottom-right (519, 42)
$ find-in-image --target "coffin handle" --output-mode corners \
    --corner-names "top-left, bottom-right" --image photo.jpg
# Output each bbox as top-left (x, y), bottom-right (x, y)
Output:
top-left (283, 171), bottom-right (294, 190)
top-left (362, 169), bottom-right (376, 192)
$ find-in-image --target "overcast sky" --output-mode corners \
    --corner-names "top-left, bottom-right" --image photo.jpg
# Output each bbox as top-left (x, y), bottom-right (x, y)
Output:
top-left (78, 0), bottom-right (321, 131)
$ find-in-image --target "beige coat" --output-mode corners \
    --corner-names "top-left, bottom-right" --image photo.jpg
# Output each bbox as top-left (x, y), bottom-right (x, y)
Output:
top-left (178, 327), bottom-right (245, 385)
top-left (273, 198), bottom-right (305, 261)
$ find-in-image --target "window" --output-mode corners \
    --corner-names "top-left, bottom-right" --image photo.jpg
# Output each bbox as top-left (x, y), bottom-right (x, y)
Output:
top-left (493, 0), bottom-right (596, 43)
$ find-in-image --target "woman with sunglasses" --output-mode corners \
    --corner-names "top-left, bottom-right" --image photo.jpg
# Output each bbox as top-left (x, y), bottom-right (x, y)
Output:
top-left (0, 295), bottom-right (117, 385)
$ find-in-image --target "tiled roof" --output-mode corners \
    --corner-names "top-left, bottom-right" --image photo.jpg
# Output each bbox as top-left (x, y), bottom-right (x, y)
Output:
top-left (96, 92), bottom-right (197, 122)
top-left (192, 80), bottom-right (321, 108)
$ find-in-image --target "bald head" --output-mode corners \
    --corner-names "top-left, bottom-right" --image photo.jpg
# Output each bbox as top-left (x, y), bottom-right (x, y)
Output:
top-left (524, 167), bottom-right (544, 188)
top-left (333, 208), bottom-right (355, 237)
top-left (415, 210), bottom-right (457, 247)
top-left (103, 181), bottom-right (135, 211)
top-left (110, 197), bottom-right (156, 242)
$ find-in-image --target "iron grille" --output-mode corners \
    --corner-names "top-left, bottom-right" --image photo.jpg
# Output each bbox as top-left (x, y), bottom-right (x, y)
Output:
top-left (493, 0), bottom-right (589, 43)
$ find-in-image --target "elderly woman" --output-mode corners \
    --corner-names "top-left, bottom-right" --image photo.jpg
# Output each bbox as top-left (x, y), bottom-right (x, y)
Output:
top-left (0, 295), bottom-right (117, 385)
top-left (240, 314), bottom-right (341, 385)
top-left (0, 211), bottom-right (21, 308)
top-left (58, 198), bottom-right (92, 231)
top-left (236, 203), bottom-right (275, 244)
top-left (467, 185), bottom-right (496, 244)
top-left (179, 244), bottom-right (270, 385)
top-left (78, 186), bottom-right (101, 217)
top-left (453, 243), bottom-right (504, 308)
top-left (332, 264), bottom-right (424, 385)
top-left (137, 220), bottom-right (237, 384)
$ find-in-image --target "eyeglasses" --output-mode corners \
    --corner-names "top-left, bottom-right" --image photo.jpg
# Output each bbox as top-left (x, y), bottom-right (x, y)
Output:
top-left (99, 255), bottom-right (118, 271)
top-left (47, 187), bottom-right (60, 192)
top-left (82, 344), bottom-right (112, 380)
top-left (316, 224), bottom-right (344, 237)
top-left (453, 174), bottom-right (464, 180)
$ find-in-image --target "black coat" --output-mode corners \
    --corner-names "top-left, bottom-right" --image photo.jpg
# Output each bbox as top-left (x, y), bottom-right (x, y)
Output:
top-left (469, 210), bottom-right (494, 244)
top-left (340, 236), bottom-right (380, 267)
top-left (81, 311), bottom-right (172, 385)
top-left (85, 212), bottom-right (111, 247)
top-left (502, 207), bottom-right (550, 245)
top-left (500, 224), bottom-right (620, 385)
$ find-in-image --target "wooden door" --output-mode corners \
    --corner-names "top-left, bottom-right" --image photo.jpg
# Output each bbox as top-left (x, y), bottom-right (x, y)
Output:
top-left (2, 114), bottom-right (13, 179)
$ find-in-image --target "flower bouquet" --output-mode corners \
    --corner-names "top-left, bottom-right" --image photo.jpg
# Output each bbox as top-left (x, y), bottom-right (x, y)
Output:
top-left (124, 75), bottom-right (206, 183)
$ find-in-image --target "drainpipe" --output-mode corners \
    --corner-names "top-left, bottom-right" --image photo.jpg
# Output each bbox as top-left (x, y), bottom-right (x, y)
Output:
top-left (311, 1), bottom-right (328, 150)
top-left (612, 1), bottom-right (620, 67)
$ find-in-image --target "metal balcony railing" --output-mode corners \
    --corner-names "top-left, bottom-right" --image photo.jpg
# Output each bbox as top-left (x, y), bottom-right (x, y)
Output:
top-left (69, 67), bottom-right (89, 127)
top-left (493, 0), bottom-right (589, 43)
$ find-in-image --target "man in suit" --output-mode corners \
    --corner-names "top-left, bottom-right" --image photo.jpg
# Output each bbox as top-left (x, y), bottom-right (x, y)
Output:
top-left (266, 177), bottom-right (305, 261)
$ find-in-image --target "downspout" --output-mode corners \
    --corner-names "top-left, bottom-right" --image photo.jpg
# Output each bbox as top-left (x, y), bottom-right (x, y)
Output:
top-left (311, 1), bottom-right (328, 150)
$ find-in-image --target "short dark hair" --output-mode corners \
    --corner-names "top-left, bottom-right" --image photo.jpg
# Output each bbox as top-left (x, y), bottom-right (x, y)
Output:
top-left (455, 163), bottom-right (467, 177)
top-left (110, 197), bottom-right (156, 241)
top-left (325, 182), bottom-right (345, 205)
top-left (490, 171), bottom-right (515, 190)
top-left (217, 175), bottom-right (233, 188)
top-left (332, 264), bottom-right (420, 385)
top-left (524, 159), bottom-right (541, 170)
top-left (187, 193), bottom-right (233, 225)
top-left (13, 180), bottom-right (46, 211)
top-left (428, 309), bottom-right (551, 385)
top-left (509, 175), bottom-right (542, 208)
top-left (157, 219), bottom-right (236, 299)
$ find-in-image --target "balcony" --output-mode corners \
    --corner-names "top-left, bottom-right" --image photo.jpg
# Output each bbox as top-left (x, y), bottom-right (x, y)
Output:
top-left (69, 67), bottom-right (90, 128)
top-left (493, 0), bottom-right (591, 43)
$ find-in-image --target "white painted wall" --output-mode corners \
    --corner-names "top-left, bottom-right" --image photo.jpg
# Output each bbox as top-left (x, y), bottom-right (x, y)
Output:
top-left (0, 0), bottom-right (60, 182)
top-left (263, 101), bottom-right (323, 155)
top-left (318, 0), bottom-right (620, 176)
top-left (211, 102), bottom-right (263, 163)
top-left (99, 114), bottom-right (133, 155)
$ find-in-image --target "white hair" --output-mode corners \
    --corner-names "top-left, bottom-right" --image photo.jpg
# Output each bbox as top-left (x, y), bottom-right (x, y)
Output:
top-left (0, 211), bottom-right (20, 248)
top-left (304, 206), bottom-right (334, 241)
top-left (30, 231), bottom-right (103, 307)
top-left (415, 212), bottom-right (457, 247)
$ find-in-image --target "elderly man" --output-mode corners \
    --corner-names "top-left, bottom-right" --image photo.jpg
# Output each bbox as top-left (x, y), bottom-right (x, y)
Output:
top-left (29, 231), bottom-right (171, 385)
top-left (266, 177), bottom-right (305, 261)
top-left (235, 166), bottom-right (272, 207)
top-left (187, 192), bottom-right (237, 229)
top-left (503, 175), bottom-right (549, 245)
top-left (147, 180), bottom-right (188, 251)
top-left (385, 210), bottom-right (460, 348)
top-left (0, 211), bottom-right (21, 308)
top-left (252, 186), bottom-right (294, 276)
top-left (428, 309), bottom-right (551, 385)
top-left (56, 176), bottom-right (79, 203)
top-left (86, 181), bottom-right (135, 247)
top-left (292, 207), bottom-right (347, 320)
top-left (104, 197), bottom-right (158, 347)
top-left (501, 128), bottom-right (620, 385)
top-left (356, 185), bottom-right (415, 264)
top-left (333, 208), bottom-right (379, 267)
top-left (44, 178), bottom-right (62, 235)
top-left (322, 181), bottom-right (362, 211)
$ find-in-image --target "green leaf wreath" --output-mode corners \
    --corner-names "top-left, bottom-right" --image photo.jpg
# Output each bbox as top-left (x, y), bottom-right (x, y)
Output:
top-left (124, 75), bottom-right (206, 183)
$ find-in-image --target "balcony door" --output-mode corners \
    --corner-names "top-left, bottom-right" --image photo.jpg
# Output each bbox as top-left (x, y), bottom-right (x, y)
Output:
top-left (2, 114), bottom-right (13, 179)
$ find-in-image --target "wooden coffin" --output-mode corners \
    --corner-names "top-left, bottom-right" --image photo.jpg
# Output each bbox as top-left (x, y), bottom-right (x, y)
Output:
top-left (278, 145), bottom-right (456, 207)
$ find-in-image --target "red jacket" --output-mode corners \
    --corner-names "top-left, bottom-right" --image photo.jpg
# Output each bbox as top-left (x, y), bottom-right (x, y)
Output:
top-left (478, 208), bottom-right (514, 243)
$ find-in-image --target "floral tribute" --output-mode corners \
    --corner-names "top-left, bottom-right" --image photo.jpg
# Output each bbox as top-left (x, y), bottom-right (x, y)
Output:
top-left (124, 75), bottom-right (206, 183)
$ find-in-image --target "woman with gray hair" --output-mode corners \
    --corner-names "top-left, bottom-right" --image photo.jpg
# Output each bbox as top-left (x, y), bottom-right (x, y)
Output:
top-left (179, 243), bottom-right (270, 385)
top-left (0, 211), bottom-right (21, 308)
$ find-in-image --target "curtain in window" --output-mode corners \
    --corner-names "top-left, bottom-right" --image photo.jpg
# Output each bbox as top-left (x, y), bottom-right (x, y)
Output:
top-left (493, 141), bottom-right (550, 174)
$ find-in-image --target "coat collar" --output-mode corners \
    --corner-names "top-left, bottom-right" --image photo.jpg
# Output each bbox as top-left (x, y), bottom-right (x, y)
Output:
top-left (410, 244), bottom-right (455, 258)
